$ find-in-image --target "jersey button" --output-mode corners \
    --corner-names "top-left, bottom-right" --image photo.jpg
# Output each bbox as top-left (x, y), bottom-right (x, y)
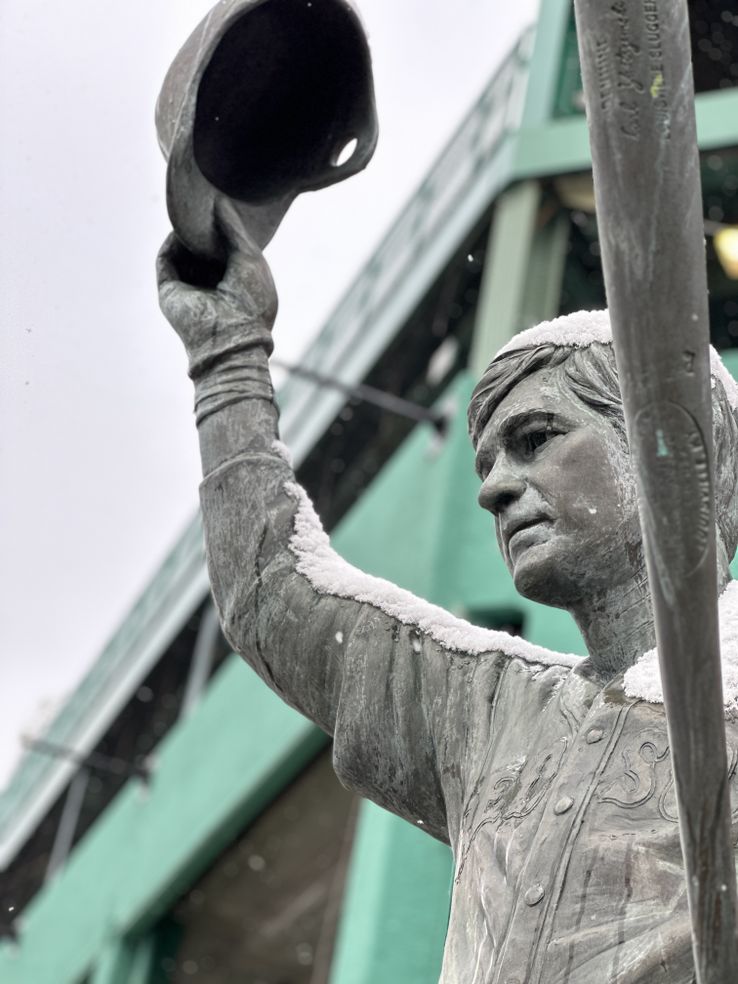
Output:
top-left (554, 795), bottom-right (574, 814)
top-left (586, 727), bottom-right (604, 743)
top-left (524, 883), bottom-right (545, 906)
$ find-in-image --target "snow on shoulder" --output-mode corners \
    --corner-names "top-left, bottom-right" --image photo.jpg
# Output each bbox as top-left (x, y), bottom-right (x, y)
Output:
top-left (624, 579), bottom-right (738, 713)
top-left (284, 481), bottom-right (580, 670)
top-left (496, 309), bottom-right (738, 412)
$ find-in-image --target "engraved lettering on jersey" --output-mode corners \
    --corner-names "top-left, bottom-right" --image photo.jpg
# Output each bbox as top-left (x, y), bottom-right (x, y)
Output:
top-left (599, 735), bottom-right (669, 810)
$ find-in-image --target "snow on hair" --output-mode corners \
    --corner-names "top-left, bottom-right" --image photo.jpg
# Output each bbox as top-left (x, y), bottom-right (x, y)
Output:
top-left (468, 309), bottom-right (738, 556)
top-left (493, 309), bottom-right (738, 410)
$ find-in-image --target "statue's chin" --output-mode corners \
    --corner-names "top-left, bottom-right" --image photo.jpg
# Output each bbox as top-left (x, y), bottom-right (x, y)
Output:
top-left (510, 542), bottom-right (582, 610)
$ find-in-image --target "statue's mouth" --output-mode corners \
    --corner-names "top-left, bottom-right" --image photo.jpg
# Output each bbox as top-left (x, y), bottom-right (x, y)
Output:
top-left (505, 517), bottom-right (552, 558)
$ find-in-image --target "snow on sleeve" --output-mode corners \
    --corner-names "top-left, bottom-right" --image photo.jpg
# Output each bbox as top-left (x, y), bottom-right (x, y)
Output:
top-left (624, 579), bottom-right (738, 714)
top-left (284, 481), bottom-right (580, 670)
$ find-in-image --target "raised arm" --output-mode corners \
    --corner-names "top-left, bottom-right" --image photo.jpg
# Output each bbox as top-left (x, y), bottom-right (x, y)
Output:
top-left (156, 208), bottom-right (563, 843)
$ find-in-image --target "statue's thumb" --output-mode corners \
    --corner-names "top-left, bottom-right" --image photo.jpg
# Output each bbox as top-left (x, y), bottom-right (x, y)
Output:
top-left (215, 199), bottom-right (262, 264)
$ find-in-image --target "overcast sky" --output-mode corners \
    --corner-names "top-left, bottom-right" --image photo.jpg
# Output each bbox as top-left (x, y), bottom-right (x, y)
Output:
top-left (1, 0), bottom-right (539, 790)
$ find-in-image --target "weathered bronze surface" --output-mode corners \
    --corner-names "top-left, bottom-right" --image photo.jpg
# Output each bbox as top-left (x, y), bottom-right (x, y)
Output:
top-left (156, 1), bottom-right (738, 980)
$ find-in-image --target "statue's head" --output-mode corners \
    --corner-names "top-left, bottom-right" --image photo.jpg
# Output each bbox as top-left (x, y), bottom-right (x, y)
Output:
top-left (467, 310), bottom-right (738, 611)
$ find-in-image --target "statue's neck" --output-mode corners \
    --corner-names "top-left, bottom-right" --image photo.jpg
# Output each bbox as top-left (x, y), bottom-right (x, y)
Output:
top-left (571, 552), bottom-right (732, 683)
top-left (571, 568), bottom-right (655, 681)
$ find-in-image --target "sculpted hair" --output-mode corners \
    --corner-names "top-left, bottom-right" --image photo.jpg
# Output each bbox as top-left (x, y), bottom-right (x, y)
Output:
top-left (468, 341), bottom-right (738, 560)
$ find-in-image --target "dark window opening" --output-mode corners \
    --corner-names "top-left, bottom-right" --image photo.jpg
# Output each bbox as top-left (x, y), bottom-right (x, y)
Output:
top-left (295, 219), bottom-right (490, 531)
top-left (0, 785), bottom-right (66, 933)
top-left (554, 2), bottom-right (738, 119)
top-left (691, 3), bottom-right (738, 93)
top-left (466, 608), bottom-right (524, 638)
top-left (554, 153), bottom-right (738, 350)
top-left (158, 748), bottom-right (357, 984)
top-left (1, 601), bottom-right (232, 923)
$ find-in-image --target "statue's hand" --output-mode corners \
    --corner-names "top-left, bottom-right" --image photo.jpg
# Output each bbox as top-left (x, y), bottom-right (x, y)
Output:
top-left (156, 201), bottom-right (277, 374)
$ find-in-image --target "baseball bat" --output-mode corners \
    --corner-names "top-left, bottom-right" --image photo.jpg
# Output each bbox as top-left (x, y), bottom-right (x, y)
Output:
top-left (572, 1), bottom-right (738, 979)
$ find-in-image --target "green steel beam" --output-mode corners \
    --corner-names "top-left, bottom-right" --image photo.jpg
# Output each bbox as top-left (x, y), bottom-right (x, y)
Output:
top-left (513, 87), bottom-right (738, 185)
top-left (469, 181), bottom-right (543, 379)
top-left (468, 180), bottom-right (569, 380)
top-left (91, 936), bottom-right (155, 984)
top-left (521, 0), bottom-right (574, 128)
top-left (522, 209), bottom-right (569, 329)
top-left (90, 939), bottom-right (134, 984)
top-left (695, 88), bottom-right (738, 151)
top-left (514, 116), bottom-right (591, 181)
top-left (126, 936), bottom-right (157, 984)
top-left (328, 804), bottom-right (452, 984)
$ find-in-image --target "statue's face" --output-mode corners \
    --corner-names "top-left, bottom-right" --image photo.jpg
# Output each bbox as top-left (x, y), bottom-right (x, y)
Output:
top-left (475, 365), bottom-right (643, 608)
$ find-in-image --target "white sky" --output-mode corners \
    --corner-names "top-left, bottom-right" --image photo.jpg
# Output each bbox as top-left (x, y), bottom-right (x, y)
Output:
top-left (1, 0), bottom-right (539, 791)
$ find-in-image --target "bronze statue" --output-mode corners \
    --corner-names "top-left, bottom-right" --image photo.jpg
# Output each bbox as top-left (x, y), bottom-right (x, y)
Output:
top-left (156, 0), bottom-right (738, 980)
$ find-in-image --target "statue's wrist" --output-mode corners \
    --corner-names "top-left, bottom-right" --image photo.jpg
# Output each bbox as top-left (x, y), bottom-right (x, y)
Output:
top-left (192, 346), bottom-right (274, 426)
top-left (187, 320), bottom-right (273, 380)
top-left (198, 396), bottom-right (280, 476)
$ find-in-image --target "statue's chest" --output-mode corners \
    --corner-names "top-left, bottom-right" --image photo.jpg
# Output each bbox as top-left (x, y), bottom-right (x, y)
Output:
top-left (455, 680), bottom-right (692, 892)
top-left (446, 669), bottom-right (738, 984)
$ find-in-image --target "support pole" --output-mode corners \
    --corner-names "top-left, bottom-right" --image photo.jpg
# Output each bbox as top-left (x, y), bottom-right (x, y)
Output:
top-left (44, 768), bottom-right (90, 882)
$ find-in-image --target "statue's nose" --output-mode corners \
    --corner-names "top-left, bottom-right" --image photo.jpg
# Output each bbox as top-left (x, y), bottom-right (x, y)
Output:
top-left (477, 456), bottom-right (526, 516)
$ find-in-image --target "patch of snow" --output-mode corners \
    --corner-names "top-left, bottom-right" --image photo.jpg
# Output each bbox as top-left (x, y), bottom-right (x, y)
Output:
top-left (709, 353), bottom-right (738, 412)
top-left (496, 310), bottom-right (738, 411)
top-left (497, 310), bottom-right (612, 355)
top-left (284, 481), bottom-right (579, 670)
top-left (624, 579), bottom-right (738, 712)
top-left (271, 440), bottom-right (293, 467)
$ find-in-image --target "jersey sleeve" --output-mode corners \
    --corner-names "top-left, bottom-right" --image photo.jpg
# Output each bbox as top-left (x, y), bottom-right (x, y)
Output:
top-left (199, 444), bottom-right (525, 843)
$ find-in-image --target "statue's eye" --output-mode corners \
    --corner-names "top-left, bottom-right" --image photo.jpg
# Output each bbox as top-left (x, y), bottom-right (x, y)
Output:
top-left (524, 429), bottom-right (551, 455)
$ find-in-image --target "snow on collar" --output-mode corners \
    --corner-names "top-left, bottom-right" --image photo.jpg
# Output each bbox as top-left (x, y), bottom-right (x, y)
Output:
top-left (624, 579), bottom-right (738, 712)
top-left (495, 309), bottom-right (738, 412)
top-left (284, 481), bottom-right (580, 670)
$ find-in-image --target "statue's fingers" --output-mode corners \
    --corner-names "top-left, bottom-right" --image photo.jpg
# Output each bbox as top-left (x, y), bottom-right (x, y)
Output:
top-left (157, 234), bottom-right (218, 320)
top-left (156, 232), bottom-right (183, 288)
top-left (213, 203), bottom-right (278, 320)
